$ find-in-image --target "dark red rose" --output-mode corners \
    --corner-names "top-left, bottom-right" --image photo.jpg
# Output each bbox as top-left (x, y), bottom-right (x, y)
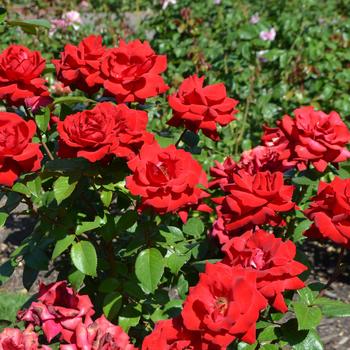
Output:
top-left (0, 112), bottom-right (43, 186)
top-left (101, 39), bottom-right (168, 102)
top-left (60, 316), bottom-right (137, 350)
top-left (168, 75), bottom-right (238, 141)
top-left (53, 35), bottom-right (106, 94)
top-left (212, 170), bottom-right (294, 243)
top-left (209, 146), bottom-right (286, 190)
top-left (0, 326), bottom-right (47, 350)
top-left (181, 262), bottom-right (267, 347)
top-left (304, 177), bottom-right (350, 248)
top-left (126, 142), bottom-right (208, 219)
top-left (142, 317), bottom-right (224, 350)
top-left (262, 106), bottom-right (350, 172)
top-left (0, 45), bottom-right (49, 107)
top-left (222, 229), bottom-right (307, 312)
top-left (18, 281), bottom-right (94, 343)
top-left (57, 102), bottom-right (154, 162)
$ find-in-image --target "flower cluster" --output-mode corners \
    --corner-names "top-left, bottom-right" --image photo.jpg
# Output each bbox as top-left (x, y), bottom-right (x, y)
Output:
top-left (15, 281), bottom-right (137, 350)
top-left (57, 102), bottom-right (154, 162)
top-left (53, 35), bottom-right (168, 101)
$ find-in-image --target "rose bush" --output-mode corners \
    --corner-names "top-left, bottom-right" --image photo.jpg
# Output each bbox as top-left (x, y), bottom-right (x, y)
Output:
top-left (0, 26), bottom-right (350, 350)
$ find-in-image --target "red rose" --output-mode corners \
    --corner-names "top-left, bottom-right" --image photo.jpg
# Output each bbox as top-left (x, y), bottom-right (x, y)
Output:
top-left (53, 35), bottom-right (106, 94)
top-left (57, 102), bottom-right (154, 162)
top-left (168, 75), bottom-right (238, 140)
top-left (60, 316), bottom-right (137, 350)
top-left (0, 326), bottom-right (48, 350)
top-left (18, 281), bottom-right (94, 343)
top-left (0, 45), bottom-right (49, 107)
top-left (222, 229), bottom-right (307, 312)
top-left (262, 106), bottom-right (350, 172)
top-left (126, 142), bottom-right (208, 219)
top-left (212, 170), bottom-right (294, 243)
top-left (209, 146), bottom-right (285, 190)
top-left (101, 39), bottom-right (168, 102)
top-left (304, 177), bottom-right (350, 248)
top-left (0, 112), bottom-right (43, 186)
top-left (181, 262), bottom-right (267, 347)
top-left (142, 317), bottom-right (224, 350)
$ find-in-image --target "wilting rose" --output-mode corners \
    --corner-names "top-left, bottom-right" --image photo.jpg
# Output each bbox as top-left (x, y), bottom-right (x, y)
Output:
top-left (60, 316), bottom-right (137, 350)
top-left (222, 229), bottom-right (307, 312)
top-left (142, 317), bottom-right (224, 350)
top-left (18, 281), bottom-right (94, 343)
top-left (262, 106), bottom-right (350, 172)
top-left (168, 75), bottom-right (238, 140)
top-left (0, 326), bottom-right (44, 350)
top-left (212, 170), bottom-right (294, 243)
top-left (304, 177), bottom-right (350, 248)
top-left (0, 112), bottom-right (43, 186)
top-left (53, 35), bottom-right (106, 94)
top-left (182, 262), bottom-right (267, 347)
top-left (126, 142), bottom-right (208, 220)
top-left (57, 102), bottom-right (154, 162)
top-left (0, 45), bottom-right (49, 107)
top-left (101, 39), bottom-right (168, 103)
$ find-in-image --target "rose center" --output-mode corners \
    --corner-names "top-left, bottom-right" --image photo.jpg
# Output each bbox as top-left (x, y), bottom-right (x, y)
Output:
top-left (249, 248), bottom-right (265, 269)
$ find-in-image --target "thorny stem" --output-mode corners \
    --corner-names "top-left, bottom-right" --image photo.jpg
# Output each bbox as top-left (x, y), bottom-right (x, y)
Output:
top-left (24, 105), bottom-right (55, 161)
top-left (319, 247), bottom-right (346, 297)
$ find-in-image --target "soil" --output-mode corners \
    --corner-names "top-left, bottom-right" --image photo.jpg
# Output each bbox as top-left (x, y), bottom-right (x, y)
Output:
top-left (1, 207), bottom-right (349, 349)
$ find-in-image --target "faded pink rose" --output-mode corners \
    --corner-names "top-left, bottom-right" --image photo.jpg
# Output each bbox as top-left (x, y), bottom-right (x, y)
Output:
top-left (60, 316), bottom-right (137, 350)
top-left (18, 281), bottom-right (94, 343)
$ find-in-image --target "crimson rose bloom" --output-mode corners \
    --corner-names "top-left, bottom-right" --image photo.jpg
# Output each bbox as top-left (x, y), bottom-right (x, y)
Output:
top-left (209, 146), bottom-right (286, 190)
top-left (222, 229), bottom-right (307, 312)
top-left (262, 106), bottom-right (350, 172)
top-left (0, 45), bottom-right (49, 107)
top-left (126, 142), bottom-right (208, 219)
top-left (101, 39), bottom-right (168, 102)
top-left (304, 177), bottom-right (350, 248)
top-left (212, 170), bottom-right (295, 243)
top-left (57, 102), bottom-right (154, 162)
top-left (53, 35), bottom-right (106, 94)
top-left (18, 281), bottom-right (94, 343)
top-left (182, 263), bottom-right (267, 347)
top-left (168, 75), bottom-right (238, 140)
top-left (61, 316), bottom-right (137, 350)
top-left (142, 317), bottom-right (224, 350)
top-left (0, 326), bottom-right (49, 350)
top-left (0, 112), bottom-right (43, 186)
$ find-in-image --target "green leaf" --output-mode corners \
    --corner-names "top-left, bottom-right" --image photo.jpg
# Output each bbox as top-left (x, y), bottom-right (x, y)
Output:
top-left (35, 108), bottom-right (50, 132)
top-left (8, 19), bottom-right (51, 34)
top-left (237, 342), bottom-right (257, 350)
top-left (71, 241), bottom-right (97, 277)
top-left (118, 304), bottom-right (141, 332)
top-left (99, 278), bottom-right (120, 293)
top-left (135, 248), bottom-right (165, 294)
top-left (315, 297), bottom-right (350, 317)
top-left (293, 219), bottom-right (312, 242)
top-left (298, 287), bottom-right (316, 305)
top-left (258, 325), bottom-right (278, 342)
top-left (166, 250), bottom-right (190, 275)
top-left (292, 177), bottom-right (317, 186)
top-left (100, 191), bottom-right (113, 207)
top-left (53, 96), bottom-right (96, 105)
top-left (68, 270), bottom-right (85, 290)
top-left (183, 217), bottom-right (204, 237)
top-left (76, 215), bottom-right (107, 235)
top-left (115, 211), bottom-right (138, 233)
top-left (0, 7), bottom-right (7, 23)
top-left (160, 226), bottom-right (184, 243)
top-left (293, 302), bottom-right (322, 330)
top-left (0, 212), bottom-right (8, 227)
top-left (103, 292), bottom-right (122, 320)
top-left (53, 176), bottom-right (78, 205)
top-left (52, 235), bottom-right (75, 260)
top-left (293, 329), bottom-right (323, 350)
top-left (11, 183), bottom-right (30, 196)
top-left (44, 158), bottom-right (90, 175)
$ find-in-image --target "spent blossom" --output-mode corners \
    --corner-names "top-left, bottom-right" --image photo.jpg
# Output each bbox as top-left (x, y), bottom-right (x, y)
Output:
top-left (260, 28), bottom-right (276, 41)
